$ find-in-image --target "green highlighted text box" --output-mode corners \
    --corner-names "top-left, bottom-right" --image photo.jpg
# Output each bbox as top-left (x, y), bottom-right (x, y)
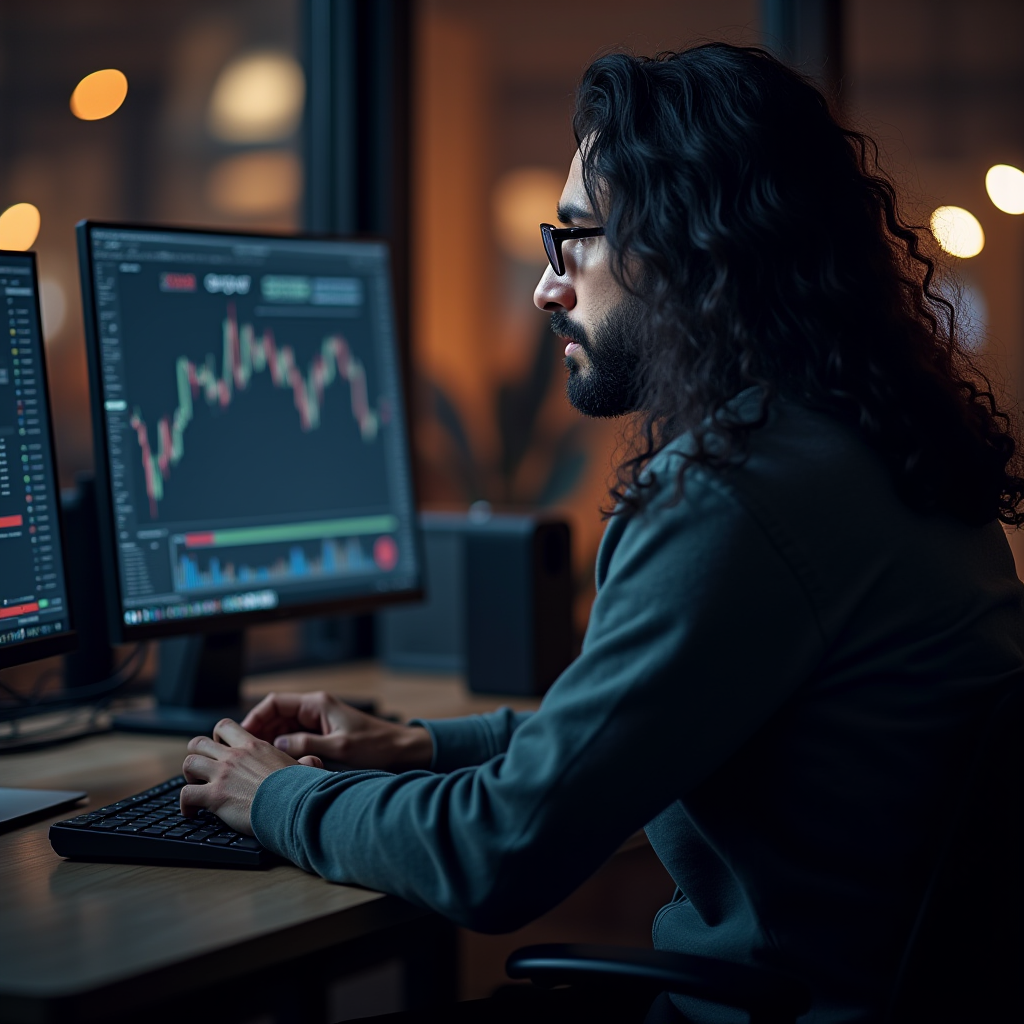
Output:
top-left (191, 515), bottom-right (399, 549)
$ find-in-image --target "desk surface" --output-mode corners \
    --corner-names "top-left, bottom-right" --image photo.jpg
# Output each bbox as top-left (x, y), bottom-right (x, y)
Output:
top-left (0, 664), bottom-right (539, 1021)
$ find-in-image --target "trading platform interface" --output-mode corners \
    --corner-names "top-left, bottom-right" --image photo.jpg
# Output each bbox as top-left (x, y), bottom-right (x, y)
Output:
top-left (0, 254), bottom-right (71, 650)
top-left (81, 226), bottom-right (420, 630)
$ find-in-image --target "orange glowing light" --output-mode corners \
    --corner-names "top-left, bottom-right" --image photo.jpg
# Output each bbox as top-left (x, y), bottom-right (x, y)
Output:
top-left (493, 168), bottom-right (566, 263)
top-left (930, 206), bottom-right (985, 259)
top-left (70, 69), bottom-right (128, 121)
top-left (207, 53), bottom-right (305, 143)
top-left (985, 164), bottom-right (1024, 215)
top-left (0, 203), bottom-right (41, 250)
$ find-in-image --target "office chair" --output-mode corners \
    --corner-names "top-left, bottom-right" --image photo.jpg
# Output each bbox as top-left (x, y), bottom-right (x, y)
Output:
top-left (508, 684), bottom-right (1022, 1024)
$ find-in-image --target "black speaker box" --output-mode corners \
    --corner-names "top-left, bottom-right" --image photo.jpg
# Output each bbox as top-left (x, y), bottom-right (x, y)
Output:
top-left (61, 475), bottom-right (116, 690)
top-left (378, 512), bottom-right (573, 696)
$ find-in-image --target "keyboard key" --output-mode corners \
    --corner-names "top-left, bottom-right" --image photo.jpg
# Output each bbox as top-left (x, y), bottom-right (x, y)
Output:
top-left (163, 828), bottom-right (195, 838)
top-left (231, 837), bottom-right (263, 851)
top-left (186, 830), bottom-right (216, 842)
top-left (204, 835), bottom-right (236, 845)
top-left (89, 821), bottom-right (119, 831)
top-left (141, 827), bottom-right (171, 836)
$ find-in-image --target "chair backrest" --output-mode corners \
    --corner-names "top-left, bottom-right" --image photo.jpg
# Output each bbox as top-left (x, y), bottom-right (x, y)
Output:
top-left (884, 683), bottom-right (1022, 1024)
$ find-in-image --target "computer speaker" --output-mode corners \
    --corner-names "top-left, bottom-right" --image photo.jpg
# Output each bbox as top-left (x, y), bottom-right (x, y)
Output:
top-left (378, 511), bottom-right (573, 696)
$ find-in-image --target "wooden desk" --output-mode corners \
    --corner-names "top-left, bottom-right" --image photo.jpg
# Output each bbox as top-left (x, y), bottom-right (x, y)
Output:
top-left (0, 665), bottom-right (538, 1024)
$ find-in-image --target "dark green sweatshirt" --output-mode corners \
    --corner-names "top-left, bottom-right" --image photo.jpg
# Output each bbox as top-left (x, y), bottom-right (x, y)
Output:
top-left (252, 395), bottom-right (1024, 1022)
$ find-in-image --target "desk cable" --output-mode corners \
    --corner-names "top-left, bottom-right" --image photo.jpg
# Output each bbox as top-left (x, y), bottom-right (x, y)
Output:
top-left (0, 643), bottom-right (151, 753)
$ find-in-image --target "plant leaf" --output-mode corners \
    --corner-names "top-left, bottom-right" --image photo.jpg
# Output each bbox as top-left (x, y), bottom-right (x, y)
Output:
top-left (536, 422), bottom-right (589, 506)
top-left (497, 319), bottom-right (559, 487)
top-left (428, 380), bottom-right (482, 501)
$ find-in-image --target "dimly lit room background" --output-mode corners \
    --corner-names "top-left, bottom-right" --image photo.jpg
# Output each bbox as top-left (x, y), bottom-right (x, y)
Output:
top-left (1, 0), bottom-right (1021, 1002)
top-left (0, 0), bottom-right (1022, 645)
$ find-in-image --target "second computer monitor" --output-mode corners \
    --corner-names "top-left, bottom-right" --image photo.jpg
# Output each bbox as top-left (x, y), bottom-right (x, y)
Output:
top-left (0, 250), bottom-right (75, 669)
top-left (78, 223), bottom-right (421, 643)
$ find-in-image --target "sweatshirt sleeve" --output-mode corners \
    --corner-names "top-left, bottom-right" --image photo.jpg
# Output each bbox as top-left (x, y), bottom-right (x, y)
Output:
top-left (251, 467), bottom-right (826, 933)
top-left (410, 708), bottom-right (535, 773)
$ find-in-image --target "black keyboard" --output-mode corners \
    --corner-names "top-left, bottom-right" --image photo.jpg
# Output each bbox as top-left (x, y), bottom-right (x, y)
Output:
top-left (49, 775), bottom-right (275, 868)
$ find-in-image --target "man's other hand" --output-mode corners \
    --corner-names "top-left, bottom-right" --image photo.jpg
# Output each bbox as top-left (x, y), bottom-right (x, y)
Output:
top-left (180, 719), bottom-right (323, 835)
top-left (239, 691), bottom-right (433, 772)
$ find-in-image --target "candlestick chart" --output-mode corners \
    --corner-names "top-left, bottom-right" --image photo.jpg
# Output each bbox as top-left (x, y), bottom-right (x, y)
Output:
top-left (129, 303), bottom-right (382, 518)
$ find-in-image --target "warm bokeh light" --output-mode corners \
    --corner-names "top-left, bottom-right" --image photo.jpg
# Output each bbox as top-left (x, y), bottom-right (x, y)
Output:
top-left (493, 168), bottom-right (565, 263)
top-left (985, 163), bottom-right (1024, 215)
top-left (70, 69), bottom-right (128, 120)
top-left (205, 151), bottom-right (302, 215)
top-left (207, 52), bottom-right (305, 143)
top-left (930, 205), bottom-right (985, 258)
top-left (0, 203), bottom-right (41, 250)
top-left (39, 277), bottom-right (67, 340)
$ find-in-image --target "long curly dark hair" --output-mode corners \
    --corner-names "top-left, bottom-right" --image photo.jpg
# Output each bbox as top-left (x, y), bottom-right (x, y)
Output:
top-left (574, 43), bottom-right (1024, 526)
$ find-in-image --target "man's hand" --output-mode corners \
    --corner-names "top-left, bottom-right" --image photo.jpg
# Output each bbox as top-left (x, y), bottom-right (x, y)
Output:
top-left (180, 718), bottom-right (324, 835)
top-left (240, 691), bottom-right (433, 772)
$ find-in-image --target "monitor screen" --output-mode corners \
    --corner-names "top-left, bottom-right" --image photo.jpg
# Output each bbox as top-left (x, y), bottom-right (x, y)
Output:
top-left (0, 251), bottom-right (75, 668)
top-left (78, 224), bottom-right (421, 641)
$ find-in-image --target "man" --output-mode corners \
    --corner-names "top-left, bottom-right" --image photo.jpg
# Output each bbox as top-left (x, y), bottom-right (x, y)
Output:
top-left (180, 44), bottom-right (1024, 1022)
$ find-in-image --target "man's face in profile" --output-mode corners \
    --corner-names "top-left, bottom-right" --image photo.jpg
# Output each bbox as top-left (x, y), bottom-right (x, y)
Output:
top-left (551, 301), bottom-right (643, 418)
top-left (534, 150), bottom-right (643, 418)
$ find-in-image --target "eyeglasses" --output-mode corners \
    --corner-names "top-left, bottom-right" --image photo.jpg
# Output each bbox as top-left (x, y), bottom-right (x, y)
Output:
top-left (540, 223), bottom-right (605, 276)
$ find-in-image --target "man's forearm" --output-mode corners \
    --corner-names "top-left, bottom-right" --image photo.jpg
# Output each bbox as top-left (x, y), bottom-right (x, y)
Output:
top-left (412, 707), bottom-right (535, 772)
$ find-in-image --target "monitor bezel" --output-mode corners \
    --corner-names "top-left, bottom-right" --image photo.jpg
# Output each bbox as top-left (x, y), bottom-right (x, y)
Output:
top-left (0, 249), bottom-right (77, 669)
top-left (76, 220), bottom-right (424, 644)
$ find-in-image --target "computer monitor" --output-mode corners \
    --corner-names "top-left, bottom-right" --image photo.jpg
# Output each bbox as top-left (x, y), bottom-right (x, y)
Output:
top-left (0, 250), bottom-right (75, 670)
top-left (77, 223), bottom-right (422, 732)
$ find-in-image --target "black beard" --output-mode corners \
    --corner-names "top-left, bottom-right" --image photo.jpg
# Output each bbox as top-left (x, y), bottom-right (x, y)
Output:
top-left (551, 300), bottom-right (643, 418)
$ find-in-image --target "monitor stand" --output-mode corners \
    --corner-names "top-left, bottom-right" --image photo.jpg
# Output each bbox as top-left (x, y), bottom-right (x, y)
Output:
top-left (113, 630), bottom-right (245, 736)
top-left (61, 475), bottom-right (116, 691)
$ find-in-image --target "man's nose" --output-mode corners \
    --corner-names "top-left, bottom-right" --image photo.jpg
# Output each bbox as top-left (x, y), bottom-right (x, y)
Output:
top-left (534, 264), bottom-right (576, 312)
